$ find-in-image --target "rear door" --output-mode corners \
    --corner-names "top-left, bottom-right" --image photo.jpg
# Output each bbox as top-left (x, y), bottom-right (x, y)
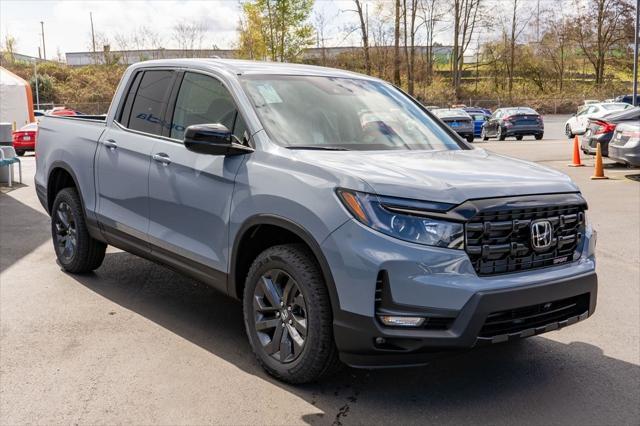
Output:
top-left (147, 71), bottom-right (249, 291)
top-left (96, 69), bottom-right (176, 249)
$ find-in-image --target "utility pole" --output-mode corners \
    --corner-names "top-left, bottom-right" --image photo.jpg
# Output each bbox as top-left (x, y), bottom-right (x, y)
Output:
top-left (633, 0), bottom-right (639, 106)
top-left (33, 60), bottom-right (40, 110)
top-left (90, 12), bottom-right (96, 54)
top-left (40, 21), bottom-right (46, 60)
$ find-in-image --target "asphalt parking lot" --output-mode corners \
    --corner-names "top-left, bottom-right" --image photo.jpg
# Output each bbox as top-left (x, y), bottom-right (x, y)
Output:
top-left (1, 115), bottom-right (638, 425)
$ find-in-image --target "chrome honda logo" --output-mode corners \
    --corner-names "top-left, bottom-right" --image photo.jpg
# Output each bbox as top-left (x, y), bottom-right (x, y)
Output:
top-left (531, 220), bottom-right (553, 250)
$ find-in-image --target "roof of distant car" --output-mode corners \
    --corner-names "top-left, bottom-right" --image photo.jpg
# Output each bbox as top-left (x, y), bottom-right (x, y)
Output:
top-left (432, 108), bottom-right (471, 118)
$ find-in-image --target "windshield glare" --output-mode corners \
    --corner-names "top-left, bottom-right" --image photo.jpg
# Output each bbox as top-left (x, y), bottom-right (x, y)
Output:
top-left (240, 75), bottom-right (465, 151)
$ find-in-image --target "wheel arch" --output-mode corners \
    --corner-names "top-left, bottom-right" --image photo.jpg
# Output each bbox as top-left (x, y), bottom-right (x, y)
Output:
top-left (46, 162), bottom-right (84, 215)
top-left (229, 214), bottom-right (340, 313)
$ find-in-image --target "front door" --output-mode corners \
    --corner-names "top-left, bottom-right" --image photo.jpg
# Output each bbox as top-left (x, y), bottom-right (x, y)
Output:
top-left (147, 72), bottom-right (249, 291)
top-left (96, 69), bottom-right (176, 248)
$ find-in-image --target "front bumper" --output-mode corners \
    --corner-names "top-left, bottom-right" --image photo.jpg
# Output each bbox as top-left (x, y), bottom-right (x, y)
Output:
top-left (322, 219), bottom-right (597, 367)
top-left (334, 272), bottom-right (596, 367)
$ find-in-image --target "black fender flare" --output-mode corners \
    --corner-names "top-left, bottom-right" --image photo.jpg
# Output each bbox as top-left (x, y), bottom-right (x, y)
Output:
top-left (228, 214), bottom-right (341, 314)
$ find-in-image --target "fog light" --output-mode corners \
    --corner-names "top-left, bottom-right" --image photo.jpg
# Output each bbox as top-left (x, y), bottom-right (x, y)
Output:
top-left (378, 316), bottom-right (425, 327)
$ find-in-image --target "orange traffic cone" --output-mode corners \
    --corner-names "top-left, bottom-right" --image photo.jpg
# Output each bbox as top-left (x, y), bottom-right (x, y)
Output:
top-left (569, 135), bottom-right (584, 167)
top-left (591, 142), bottom-right (609, 180)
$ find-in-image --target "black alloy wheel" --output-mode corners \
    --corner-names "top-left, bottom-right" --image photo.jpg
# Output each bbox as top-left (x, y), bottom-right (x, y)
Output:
top-left (53, 201), bottom-right (78, 263)
top-left (253, 268), bottom-right (308, 363)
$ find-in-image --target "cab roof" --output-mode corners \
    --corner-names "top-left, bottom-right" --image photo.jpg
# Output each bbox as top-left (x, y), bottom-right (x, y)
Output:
top-left (129, 58), bottom-right (377, 80)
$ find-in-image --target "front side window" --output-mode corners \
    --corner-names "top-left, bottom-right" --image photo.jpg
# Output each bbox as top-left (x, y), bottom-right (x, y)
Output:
top-left (170, 72), bottom-right (246, 141)
top-left (128, 70), bottom-right (175, 136)
top-left (240, 75), bottom-right (466, 151)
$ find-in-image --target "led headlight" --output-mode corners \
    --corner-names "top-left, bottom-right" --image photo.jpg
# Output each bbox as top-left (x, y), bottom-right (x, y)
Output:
top-left (336, 189), bottom-right (464, 249)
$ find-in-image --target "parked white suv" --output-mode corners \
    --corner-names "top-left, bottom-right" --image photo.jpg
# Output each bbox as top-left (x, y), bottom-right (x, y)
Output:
top-left (565, 102), bottom-right (632, 138)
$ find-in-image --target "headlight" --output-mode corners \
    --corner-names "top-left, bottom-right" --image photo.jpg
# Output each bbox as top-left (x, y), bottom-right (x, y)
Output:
top-left (336, 189), bottom-right (464, 249)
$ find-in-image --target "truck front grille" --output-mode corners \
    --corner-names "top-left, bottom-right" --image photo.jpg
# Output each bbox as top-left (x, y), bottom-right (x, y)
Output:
top-left (465, 204), bottom-right (586, 275)
top-left (479, 293), bottom-right (590, 338)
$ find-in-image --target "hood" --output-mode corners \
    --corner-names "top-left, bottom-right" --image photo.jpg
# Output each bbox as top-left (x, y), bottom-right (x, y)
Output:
top-left (290, 148), bottom-right (579, 204)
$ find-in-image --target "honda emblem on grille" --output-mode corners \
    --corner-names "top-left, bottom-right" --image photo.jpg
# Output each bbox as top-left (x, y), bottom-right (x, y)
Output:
top-left (531, 220), bottom-right (553, 250)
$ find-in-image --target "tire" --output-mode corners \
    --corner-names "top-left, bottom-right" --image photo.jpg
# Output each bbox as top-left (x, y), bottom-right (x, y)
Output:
top-left (51, 187), bottom-right (106, 273)
top-left (565, 124), bottom-right (574, 139)
top-left (243, 244), bottom-right (341, 384)
top-left (481, 128), bottom-right (489, 141)
top-left (497, 126), bottom-right (506, 141)
top-left (535, 133), bottom-right (544, 140)
top-left (16, 150), bottom-right (25, 156)
top-left (466, 135), bottom-right (474, 143)
top-left (516, 135), bottom-right (523, 141)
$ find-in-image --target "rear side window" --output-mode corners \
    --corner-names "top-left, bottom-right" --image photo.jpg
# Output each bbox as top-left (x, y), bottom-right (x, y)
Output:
top-left (128, 70), bottom-right (175, 136)
top-left (170, 72), bottom-right (246, 141)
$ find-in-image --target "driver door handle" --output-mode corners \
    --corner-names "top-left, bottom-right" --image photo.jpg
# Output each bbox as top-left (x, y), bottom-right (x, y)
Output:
top-left (102, 139), bottom-right (117, 150)
top-left (152, 153), bottom-right (171, 166)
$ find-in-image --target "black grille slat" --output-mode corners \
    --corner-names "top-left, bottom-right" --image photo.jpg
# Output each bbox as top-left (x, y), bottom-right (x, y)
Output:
top-left (480, 294), bottom-right (590, 337)
top-left (465, 203), bottom-right (586, 276)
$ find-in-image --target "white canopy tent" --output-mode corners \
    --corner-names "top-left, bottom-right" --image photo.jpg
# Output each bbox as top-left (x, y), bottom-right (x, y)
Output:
top-left (0, 66), bottom-right (35, 129)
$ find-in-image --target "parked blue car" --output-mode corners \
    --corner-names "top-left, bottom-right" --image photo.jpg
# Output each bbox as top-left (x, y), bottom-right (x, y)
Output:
top-left (464, 108), bottom-right (492, 137)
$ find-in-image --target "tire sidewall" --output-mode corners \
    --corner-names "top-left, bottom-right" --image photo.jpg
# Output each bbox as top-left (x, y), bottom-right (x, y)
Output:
top-left (243, 246), bottom-right (328, 381)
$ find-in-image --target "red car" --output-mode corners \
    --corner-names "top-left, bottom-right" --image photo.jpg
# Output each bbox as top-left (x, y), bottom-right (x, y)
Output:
top-left (49, 107), bottom-right (77, 116)
top-left (12, 123), bottom-right (38, 156)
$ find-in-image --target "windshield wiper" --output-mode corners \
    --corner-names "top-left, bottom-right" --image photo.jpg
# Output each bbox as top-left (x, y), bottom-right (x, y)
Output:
top-left (286, 145), bottom-right (350, 151)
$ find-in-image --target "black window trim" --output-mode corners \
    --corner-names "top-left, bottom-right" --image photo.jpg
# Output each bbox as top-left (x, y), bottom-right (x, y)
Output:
top-left (163, 69), bottom-right (253, 146)
top-left (112, 66), bottom-right (180, 141)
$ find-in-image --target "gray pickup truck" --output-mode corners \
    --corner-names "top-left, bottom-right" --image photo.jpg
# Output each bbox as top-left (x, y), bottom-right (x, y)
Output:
top-left (36, 59), bottom-right (597, 384)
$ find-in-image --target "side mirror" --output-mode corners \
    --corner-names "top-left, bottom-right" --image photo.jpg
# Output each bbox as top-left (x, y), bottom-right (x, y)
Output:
top-left (184, 123), bottom-right (253, 156)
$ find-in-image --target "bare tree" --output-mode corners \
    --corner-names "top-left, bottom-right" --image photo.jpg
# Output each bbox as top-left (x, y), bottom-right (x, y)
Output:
top-left (353, 0), bottom-right (371, 74)
top-left (573, 0), bottom-right (633, 85)
top-left (173, 21), bottom-right (208, 57)
top-left (393, 0), bottom-right (401, 85)
top-left (501, 0), bottom-right (533, 99)
top-left (451, 0), bottom-right (482, 98)
top-left (314, 9), bottom-right (331, 66)
top-left (419, 0), bottom-right (445, 86)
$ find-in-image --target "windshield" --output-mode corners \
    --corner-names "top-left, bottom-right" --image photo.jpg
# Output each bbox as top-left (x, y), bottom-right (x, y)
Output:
top-left (240, 75), bottom-right (465, 151)
top-left (602, 103), bottom-right (631, 110)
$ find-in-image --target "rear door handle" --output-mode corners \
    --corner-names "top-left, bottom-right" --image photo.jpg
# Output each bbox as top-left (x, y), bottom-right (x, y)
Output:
top-left (152, 153), bottom-right (171, 165)
top-left (102, 139), bottom-right (117, 150)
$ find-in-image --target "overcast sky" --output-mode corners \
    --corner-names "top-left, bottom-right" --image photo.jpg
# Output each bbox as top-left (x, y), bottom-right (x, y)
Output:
top-left (0, 0), bottom-right (371, 59)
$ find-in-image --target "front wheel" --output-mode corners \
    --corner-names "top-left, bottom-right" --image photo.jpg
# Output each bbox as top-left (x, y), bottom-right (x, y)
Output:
top-left (465, 135), bottom-right (474, 143)
top-left (51, 188), bottom-right (106, 273)
top-left (481, 128), bottom-right (489, 141)
top-left (516, 135), bottom-right (523, 141)
top-left (535, 133), bottom-right (544, 140)
top-left (243, 244), bottom-right (340, 384)
top-left (497, 126), bottom-right (506, 141)
top-left (16, 150), bottom-right (25, 156)
top-left (565, 124), bottom-right (574, 139)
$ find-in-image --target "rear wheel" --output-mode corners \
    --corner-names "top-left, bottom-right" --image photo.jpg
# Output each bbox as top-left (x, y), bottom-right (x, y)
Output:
top-left (481, 128), bottom-right (489, 141)
top-left (535, 133), bottom-right (544, 140)
top-left (51, 188), bottom-right (106, 273)
top-left (465, 135), bottom-right (474, 143)
top-left (516, 135), bottom-right (523, 141)
top-left (243, 244), bottom-right (340, 384)
top-left (16, 150), bottom-right (25, 156)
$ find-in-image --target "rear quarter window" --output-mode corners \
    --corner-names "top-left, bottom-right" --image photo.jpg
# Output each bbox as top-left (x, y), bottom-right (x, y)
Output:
top-left (127, 70), bottom-right (176, 136)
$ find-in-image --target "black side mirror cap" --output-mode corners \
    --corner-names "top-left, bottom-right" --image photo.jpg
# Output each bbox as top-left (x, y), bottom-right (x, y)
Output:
top-left (184, 123), bottom-right (254, 156)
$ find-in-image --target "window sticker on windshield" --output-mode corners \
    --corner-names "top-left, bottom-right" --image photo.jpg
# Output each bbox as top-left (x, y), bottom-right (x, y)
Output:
top-left (257, 84), bottom-right (283, 104)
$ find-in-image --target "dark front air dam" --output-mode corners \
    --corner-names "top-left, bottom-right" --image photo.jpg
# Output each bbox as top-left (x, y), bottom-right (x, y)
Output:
top-left (334, 272), bottom-right (597, 368)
